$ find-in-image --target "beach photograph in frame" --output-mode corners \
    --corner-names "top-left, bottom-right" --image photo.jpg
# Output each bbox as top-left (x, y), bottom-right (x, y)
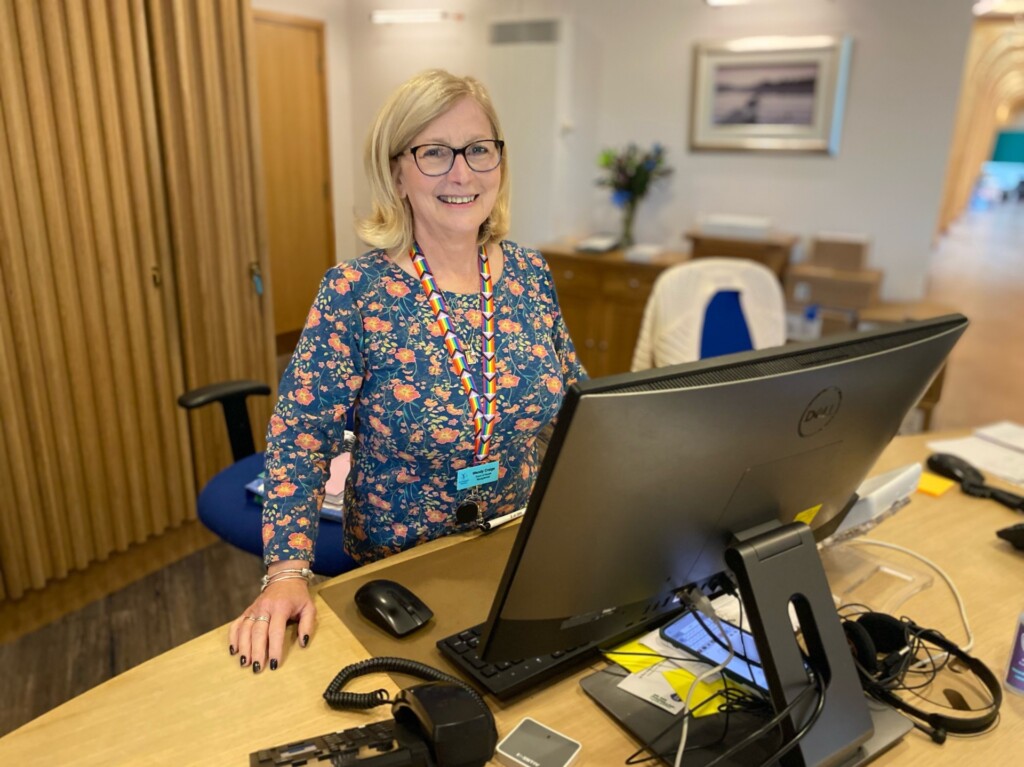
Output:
top-left (691, 36), bottom-right (853, 154)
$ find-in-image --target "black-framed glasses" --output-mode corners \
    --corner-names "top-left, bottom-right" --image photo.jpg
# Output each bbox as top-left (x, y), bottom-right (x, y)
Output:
top-left (399, 139), bottom-right (505, 176)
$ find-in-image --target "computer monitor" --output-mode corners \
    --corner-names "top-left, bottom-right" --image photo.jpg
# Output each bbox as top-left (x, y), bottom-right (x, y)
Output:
top-left (479, 314), bottom-right (968, 662)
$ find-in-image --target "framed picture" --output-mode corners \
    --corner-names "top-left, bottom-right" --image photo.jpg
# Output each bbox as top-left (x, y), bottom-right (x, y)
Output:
top-left (690, 36), bottom-right (853, 154)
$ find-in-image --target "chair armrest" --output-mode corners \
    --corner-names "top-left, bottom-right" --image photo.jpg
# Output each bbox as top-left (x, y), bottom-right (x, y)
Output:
top-left (177, 380), bottom-right (272, 462)
top-left (177, 380), bottom-right (271, 410)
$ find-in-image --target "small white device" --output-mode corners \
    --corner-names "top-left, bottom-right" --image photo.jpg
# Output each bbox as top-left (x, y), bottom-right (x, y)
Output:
top-left (495, 717), bottom-right (582, 767)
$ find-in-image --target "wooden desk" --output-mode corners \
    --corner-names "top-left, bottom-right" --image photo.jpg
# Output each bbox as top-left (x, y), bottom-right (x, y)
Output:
top-left (1, 432), bottom-right (1021, 765)
top-left (684, 228), bottom-right (797, 280)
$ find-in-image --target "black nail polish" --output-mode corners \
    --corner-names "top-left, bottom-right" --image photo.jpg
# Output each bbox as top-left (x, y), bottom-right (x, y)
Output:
top-left (302, 634), bottom-right (310, 647)
top-left (240, 655), bottom-right (247, 666)
top-left (252, 661), bottom-right (261, 674)
top-left (229, 645), bottom-right (235, 655)
top-left (270, 659), bottom-right (278, 671)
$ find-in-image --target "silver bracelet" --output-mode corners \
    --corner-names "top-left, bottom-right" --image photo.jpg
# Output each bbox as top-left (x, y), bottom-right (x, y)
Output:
top-left (260, 574), bottom-right (312, 592)
top-left (260, 567), bottom-right (313, 591)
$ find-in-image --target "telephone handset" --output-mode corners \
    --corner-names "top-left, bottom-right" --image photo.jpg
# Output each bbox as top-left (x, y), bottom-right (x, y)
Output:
top-left (251, 657), bottom-right (496, 767)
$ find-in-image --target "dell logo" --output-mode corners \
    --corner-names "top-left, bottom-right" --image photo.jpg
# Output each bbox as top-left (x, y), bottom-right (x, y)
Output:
top-left (799, 387), bottom-right (842, 437)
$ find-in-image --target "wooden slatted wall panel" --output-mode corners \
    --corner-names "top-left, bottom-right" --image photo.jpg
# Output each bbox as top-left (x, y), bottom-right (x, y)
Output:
top-left (0, 0), bottom-right (273, 600)
top-left (0, 0), bottom-right (194, 599)
top-left (147, 0), bottom-right (277, 489)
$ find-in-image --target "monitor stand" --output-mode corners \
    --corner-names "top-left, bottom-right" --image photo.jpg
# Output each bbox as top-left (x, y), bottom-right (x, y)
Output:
top-left (580, 522), bottom-right (912, 766)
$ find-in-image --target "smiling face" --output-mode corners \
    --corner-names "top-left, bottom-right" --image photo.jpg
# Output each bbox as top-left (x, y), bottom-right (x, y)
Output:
top-left (394, 96), bottom-right (501, 247)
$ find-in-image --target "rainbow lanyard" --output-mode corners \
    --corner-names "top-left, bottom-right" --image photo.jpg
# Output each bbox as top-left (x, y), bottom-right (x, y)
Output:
top-left (409, 243), bottom-right (497, 465)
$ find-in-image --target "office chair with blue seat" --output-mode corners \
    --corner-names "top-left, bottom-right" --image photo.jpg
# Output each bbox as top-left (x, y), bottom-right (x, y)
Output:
top-left (177, 380), bottom-right (359, 576)
top-left (631, 257), bottom-right (787, 370)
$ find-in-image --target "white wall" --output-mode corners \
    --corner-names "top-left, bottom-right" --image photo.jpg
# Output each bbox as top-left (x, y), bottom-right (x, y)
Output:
top-left (250, 0), bottom-right (356, 264)
top-left (268, 0), bottom-right (973, 300)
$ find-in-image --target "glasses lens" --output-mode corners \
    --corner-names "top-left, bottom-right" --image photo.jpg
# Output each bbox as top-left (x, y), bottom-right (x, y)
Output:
top-left (464, 140), bottom-right (502, 172)
top-left (413, 145), bottom-right (455, 175)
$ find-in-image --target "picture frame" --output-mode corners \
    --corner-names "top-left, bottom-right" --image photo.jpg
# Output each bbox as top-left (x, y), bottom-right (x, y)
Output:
top-left (690, 35), bottom-right (853, 154)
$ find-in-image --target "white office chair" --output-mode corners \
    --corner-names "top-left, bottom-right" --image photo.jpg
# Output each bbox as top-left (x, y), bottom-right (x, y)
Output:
top-left (631, 257), bottom-right (787, 370)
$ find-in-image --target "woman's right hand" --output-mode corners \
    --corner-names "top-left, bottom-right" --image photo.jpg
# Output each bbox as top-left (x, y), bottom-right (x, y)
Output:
top-left (229, 566), bottom-right (317, 673)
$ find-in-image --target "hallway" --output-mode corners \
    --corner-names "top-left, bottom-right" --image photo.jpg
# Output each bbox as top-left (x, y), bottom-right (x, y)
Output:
top-left (925, 202), bottom-right (1024, 431)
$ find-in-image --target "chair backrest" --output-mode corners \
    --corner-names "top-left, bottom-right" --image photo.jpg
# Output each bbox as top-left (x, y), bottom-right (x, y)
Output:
top-left (631, 257), bottom-right (787, 370)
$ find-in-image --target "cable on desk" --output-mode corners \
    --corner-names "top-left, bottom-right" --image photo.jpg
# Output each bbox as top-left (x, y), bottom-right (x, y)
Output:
top-left (846, 539), bottom-right (974, 656)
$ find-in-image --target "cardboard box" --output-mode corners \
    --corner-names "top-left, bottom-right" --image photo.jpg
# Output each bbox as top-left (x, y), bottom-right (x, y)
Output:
top-left (810, 234), bottom-right (870, 271)
top-left (785, 263), bottom-right (882, 311)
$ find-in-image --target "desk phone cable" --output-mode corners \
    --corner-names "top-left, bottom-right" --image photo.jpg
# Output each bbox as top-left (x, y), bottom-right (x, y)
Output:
top-left (846, 538), bottom-right (974, 656)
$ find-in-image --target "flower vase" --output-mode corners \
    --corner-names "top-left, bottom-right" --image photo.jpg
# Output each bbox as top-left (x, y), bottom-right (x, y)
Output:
top-left (620, 200), bottom-right (637, 249)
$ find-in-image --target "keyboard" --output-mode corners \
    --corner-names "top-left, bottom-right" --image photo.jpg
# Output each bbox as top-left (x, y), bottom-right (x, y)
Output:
top-left (250, 719), bottom-right (430, 766)
top-left (436, 623), bottom-right (597, 699)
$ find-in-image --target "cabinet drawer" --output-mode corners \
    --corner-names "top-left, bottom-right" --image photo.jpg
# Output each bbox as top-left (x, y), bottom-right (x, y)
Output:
top-left (602, 269), bottom-right (659, 300)
top-left (545, 256), bottom-right (601, 293)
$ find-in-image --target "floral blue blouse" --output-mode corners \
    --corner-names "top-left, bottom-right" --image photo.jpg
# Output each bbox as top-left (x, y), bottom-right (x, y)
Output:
top-left (262, 241), bottom-right (586, 565)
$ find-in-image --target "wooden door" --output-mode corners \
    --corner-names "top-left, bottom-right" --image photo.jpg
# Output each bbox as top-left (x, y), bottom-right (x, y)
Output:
top-left (253, 11), bottom-right (334, 352)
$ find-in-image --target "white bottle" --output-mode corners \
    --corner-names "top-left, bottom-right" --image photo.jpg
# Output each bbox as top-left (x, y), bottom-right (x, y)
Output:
top-left (1006, 610), bottom-right (1024, 696)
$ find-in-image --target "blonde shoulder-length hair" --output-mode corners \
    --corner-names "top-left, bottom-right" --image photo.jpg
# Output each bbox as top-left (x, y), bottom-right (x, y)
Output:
top-left (356, 69), bottom-right (510, 253)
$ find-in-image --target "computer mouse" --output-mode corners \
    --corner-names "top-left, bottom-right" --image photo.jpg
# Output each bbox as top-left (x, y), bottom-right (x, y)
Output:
top-left (354, 578), bottom-right (434, 638)
top-left (997, 523), bottom-right (1024, 551)
top-left (926, 453), bottom-right (986, 487)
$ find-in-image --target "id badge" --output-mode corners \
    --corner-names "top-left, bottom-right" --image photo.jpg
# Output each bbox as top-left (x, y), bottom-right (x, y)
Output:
top-left (456, 460), bottom-right (499, 490)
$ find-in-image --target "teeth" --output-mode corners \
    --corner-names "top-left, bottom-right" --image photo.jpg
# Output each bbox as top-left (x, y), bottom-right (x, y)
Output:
top-left (439, 195), bottom-right (475, 204)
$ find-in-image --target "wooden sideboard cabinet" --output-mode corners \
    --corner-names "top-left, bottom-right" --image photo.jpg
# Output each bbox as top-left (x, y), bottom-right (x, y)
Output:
top-left (683, 228), bottom-right (797, 279)
top-left (540, 245), bottom-right (688, 378)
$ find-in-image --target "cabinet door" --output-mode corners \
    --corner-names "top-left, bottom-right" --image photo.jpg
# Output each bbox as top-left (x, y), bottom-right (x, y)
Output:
top-left (544, 255), bottom-right (604, 375)
top-left (601, 268), bottom-right (660, 374)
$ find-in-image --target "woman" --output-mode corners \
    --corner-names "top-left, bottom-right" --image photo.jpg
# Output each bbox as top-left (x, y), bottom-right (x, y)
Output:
top-left (229, 69), bottom-right (585, 673)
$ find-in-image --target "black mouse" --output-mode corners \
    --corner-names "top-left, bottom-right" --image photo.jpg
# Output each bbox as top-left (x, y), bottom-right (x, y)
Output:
top-left (927, 453), bottom-right (986, 487)
top-left (354, 579), bottom-right (434, 637)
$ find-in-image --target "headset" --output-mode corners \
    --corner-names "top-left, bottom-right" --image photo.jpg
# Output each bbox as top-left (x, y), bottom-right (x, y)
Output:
top-left (841, 611), bottom-right (1002, 744)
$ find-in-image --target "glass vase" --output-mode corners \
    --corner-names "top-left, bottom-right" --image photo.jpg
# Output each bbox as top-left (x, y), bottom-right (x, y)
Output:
top-left (620, 200), bottom-right (637, 249)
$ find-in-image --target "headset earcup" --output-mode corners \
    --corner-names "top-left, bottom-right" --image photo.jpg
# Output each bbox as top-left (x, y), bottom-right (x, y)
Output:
top-left (843, 619), bottom-right (879, 675)
top-left (857, 612), bottom-right (910, 655)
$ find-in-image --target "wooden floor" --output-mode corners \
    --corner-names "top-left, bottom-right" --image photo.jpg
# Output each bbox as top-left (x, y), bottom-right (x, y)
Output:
top-left (1, 202), bottom-right (1022, 739)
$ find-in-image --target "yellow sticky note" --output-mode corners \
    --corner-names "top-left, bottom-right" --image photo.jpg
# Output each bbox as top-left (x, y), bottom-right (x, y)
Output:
top-left (603, 639), bottom-right (661, 674)
top-left (918, 471), bottom-right (956, 497)
top-left (794, 504), bottom-right (822, 526)
top-left (662, 669), bottom-right (728, 718)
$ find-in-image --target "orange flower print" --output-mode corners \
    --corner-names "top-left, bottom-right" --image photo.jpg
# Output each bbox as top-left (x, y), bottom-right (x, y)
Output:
top-left (507, 280), bottom-right (524, 296)
top-left (331, 278), bottom-right (350, 294)
top-left (451, 458), bottom-right (467, 470)
top-left (531, 344), bottom-right (548, 358)
top-left (269, 414), bottom-right (287, 436)
top-left (306, 307), bottom-right (321, 327)
top-left (432, 386), bottom-right (451, 401)
top-left (293, 388), bottom-right (314, 405)
top-left (342, 267), bottom-right (360, 282)
top-left (426, 508), bottom-right (447, 523)
top-left (498, 319), bottom-right (520, 333)
top-left (433, 427), bottom-right (460, 444)
top-left (396, 468), bottom-right (418, 484)
top-left (288, 532), bottom-right (313, 551)
top-left (386, 280), bottom-right (410, 298)
top-left (368, 493), bottom-right (392, 510)
top-left (428, 320), bottom-right (444, 337)
top-left (393, 383), bottom-right (420, 403)
top-left (346, 376), bottom-right (361, 390)
top-left (262, 523), bottom-right (275, 545)
top-left (368, 415), bottom-right (392, 436)
top-left (498, 373), bottom-right (520, 388)
top-left (274, 481), bottom-right (298, 497)
top-left (392, 523), bottom-right (408, 538)
top-left (295, 433), bottom-right (322, 451)
top-left (395, 348), bottom-right (415, 363)
top-left (363, 316), bottom-right (393, 332)
top-left (515, 418), bottom-right (541, 432)
top-left (545, 377), bottom-right (562, 394)
top-left (328, 334), bottom-right (349, 354)
top-left (465, 309), bottom-right (482, 328)
top-left (445, 404), bottom-right (463, 416)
